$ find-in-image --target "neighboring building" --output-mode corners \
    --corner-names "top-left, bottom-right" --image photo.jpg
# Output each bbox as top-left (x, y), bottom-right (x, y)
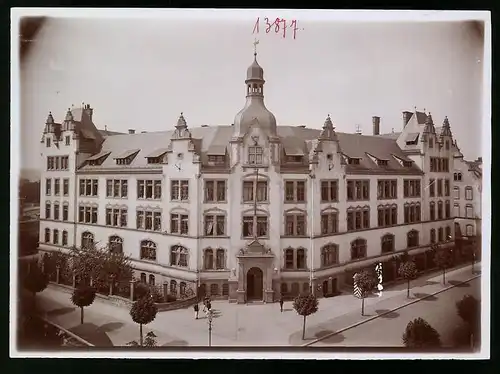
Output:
top-left (39, 51), bottom-right (461, 304)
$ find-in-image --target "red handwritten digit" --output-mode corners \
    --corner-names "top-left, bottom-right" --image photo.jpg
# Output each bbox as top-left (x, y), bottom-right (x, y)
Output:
top-left (252, 17), bottom-right (259, 34)
top-left (290, 19), bottom-right (299, 40)
top-left (281, 18), bottom-right (287, 38)
top-left (264, 17), bottom-right (272, 33)
top-left (274, 17), bottom-right (281, 33)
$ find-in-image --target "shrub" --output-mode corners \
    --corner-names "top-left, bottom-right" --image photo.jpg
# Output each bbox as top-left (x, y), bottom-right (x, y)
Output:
top-left (456, 294), bottom-right (480, 349)
top-left (165, 294), bottom-right (177, 303)
top-left (23, 264), bottom-right (49, 310)
top-left (149, 285), bottom-right (165, 303)
top-left (293, 293), bottom-right (319, 340)
top-left (134, 282), bottom-right (151, 300)
top-left (71, 286), bottom-right (96, 324)
top-left (402, 317), bottom-right (441, 348)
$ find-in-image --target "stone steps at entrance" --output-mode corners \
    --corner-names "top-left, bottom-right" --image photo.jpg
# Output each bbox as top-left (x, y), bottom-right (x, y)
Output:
top-left (246, 300), bottom-right (265, 305)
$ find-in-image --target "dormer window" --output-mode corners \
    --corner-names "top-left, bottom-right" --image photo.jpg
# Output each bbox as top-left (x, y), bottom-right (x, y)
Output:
top-left (286, 155), bottom-right (303, 163)
top-left (208, 155), bottom-right (225, 165)
top-left (147, 157), bottom-right (162, 164)
top-left (377, 159), bottom-right (389, 167)
top-left (403, 161), bottom-right (413, 168)
top-left (405, 133), bottom-right (419, 145)
top-left (248, 146), bottom-right (263, 165)
top-left (114, 150), bottom-right (140, 166)
top-left (46, 137), bottom-right (51, 148)
top-left (348, 157), bottom-right (361, 165)
top-left (86, 151), bottom-right (111, 166)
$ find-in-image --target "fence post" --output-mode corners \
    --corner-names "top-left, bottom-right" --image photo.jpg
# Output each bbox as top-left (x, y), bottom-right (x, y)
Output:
top-left (56, 266), bottom-right (60, 284)
top-left (163, 281), bottom-right (168, 301)
top-left (72, 273), bottom-right (76, 288)
top-left (129, 280), bottom-right (134, 301)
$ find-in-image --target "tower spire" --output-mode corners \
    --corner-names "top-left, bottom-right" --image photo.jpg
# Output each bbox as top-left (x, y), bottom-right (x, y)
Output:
top-left (253, 38), bottom-right (259, 58)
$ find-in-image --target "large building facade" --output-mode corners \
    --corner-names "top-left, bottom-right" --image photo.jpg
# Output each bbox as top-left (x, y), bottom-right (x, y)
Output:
top-left (38, 51), bottom-right (471, 303)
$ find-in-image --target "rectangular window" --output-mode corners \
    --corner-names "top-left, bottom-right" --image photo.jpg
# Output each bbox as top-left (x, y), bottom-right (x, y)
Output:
top-left (437, 179), bottom-right (443, 196)
top-left (65, 136), bottom-right (70, 146)
top-left (347, 180), bottom-right (369, 201)
top-left (170, 213), bottom-right (188, 234)
top-left (45, 178), bottom-right (51, 195)
top-left (377, 206), bottom-right (397, 227)
top-left (106, 208), bottom-right (127, 227)
top-left (453, 204), bottom-right (460, 217)
top-left (320, 212), bottom-right (338, 234)
top-left (54, 204), bottom-right (60, 220)
top-left (404, 179), bottom-right (421, 198)
top-left (465, 187), bottom-right (473, 200)
top-left (284, 181), bottom-right (307, 203)
top-left (54, 178), bottom-right (60, 196)
top-left (45, 203), bottom-right (51, 219)
top-left (466, 205), bottom-right (473, 218)
top-left (242, 216), bottom-right (253, 237)
top-left (429, 178), bottom-right (435, 197)
top-left (444, 179), bottom-right (450, 197)
top-left (321, 180), bottom-right (338, 202)
top-left (78, 205), bottom-right (98, 223)
top-left (347, 208), bottom-right (370, 231)
top-left (248, 146), bottom-right (263, 165)
top-left (377, 180), bottom-right (397, 199)
top-left (284, 214), bottom-right (306, 236)
top-left (63, 178), bottom-right (69, 195)
top-left (62, 205), bottom-right (68, 221)
top-left (46, 137), bottom-right (51, 147)
top-left (204, 180), bottom-right (226, 202)
top-left (79, 179), bottom-right (98, 196)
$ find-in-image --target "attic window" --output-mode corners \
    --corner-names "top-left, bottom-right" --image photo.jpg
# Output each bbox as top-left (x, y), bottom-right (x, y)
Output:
top-left (348, 157), bottom-right (361, 165)
top-left (405, 133), bottom-right (420, 145)
top-left (114, 150), bottom-right (139, 166)
top-left (403, 161), bottom-right (413, 167)
top-left (377, 159), bottom-right (389, 167)
top-left (147, 157), bottom-right (162, 164)
top-left (286, 155), bottom-right (303, 163)
top-left (208, 155), bottom-right (225, 165)
top-left (86, 152), bottom-right (111, 166)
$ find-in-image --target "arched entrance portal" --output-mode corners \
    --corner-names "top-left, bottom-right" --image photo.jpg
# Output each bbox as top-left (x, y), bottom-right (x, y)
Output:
top-left (246, 267), bottom-right (264, 301)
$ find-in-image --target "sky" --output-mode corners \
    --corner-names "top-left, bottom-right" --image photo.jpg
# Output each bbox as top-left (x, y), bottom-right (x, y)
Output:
top-left (18, 13), bottom-right (485, 170)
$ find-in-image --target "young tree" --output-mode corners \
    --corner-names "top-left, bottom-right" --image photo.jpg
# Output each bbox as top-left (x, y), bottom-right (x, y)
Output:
top-left (433, 248), bottom-right (454, 285)
top-left (130, 295), bottom-right (158, 346)
top-left (398, 261), bottom-right (418, 298)
top-left (127, 331), bottom-right (157, 348)
top-left (402, 317), bottom-right (441, 348)
top-left (23, 263), bottom-right (49, 309)
top-left (71, 285), bottom-right (96, 324)
top-left (456, 294), bottom-right (480, 349)
top-left (293, 293), bottom-right (319, 340)
top-left (354, 269), bottom-right (378, 316)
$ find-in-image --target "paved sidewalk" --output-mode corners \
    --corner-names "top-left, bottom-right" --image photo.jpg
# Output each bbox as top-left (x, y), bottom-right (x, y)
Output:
top-left (34, 263), bottom-right (481, 347)
top-left (289, 264), bottom-right (481, 345)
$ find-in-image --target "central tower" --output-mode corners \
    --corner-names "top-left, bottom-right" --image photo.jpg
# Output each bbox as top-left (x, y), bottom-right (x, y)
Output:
top-left (232, 43), bottom-right (277, 138)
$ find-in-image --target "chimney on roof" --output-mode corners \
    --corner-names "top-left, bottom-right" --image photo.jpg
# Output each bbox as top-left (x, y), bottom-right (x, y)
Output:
top-left (128, 129), bottom-right (135, 134)
top-left (402, 111), bottom-right (412, 128)
top-left (372, 116), bottom-right (380, 135)
top-left (83, 103), bottom-right (93, 121)
top-left (477, 157), bottom-right (482, 163)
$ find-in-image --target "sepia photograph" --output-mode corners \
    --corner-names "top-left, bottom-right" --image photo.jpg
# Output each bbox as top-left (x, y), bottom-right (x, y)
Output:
top-left (11, 9), bottom-right (490, 359)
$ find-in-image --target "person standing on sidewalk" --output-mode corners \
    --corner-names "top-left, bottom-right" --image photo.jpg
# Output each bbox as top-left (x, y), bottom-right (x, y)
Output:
top-left (194, 303), bottom-right (199, 319)
top-left (279, 294), bottom-right (284, 313)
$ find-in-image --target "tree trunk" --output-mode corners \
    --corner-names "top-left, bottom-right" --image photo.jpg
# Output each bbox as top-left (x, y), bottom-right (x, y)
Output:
top-left (442, 269), bottom-right (446, 285)
top-left (302, 315), bottom-right (306, 340)
top-left (407, 280), bottom-right (410, 298)
top-left (140, 323), bottom-right (143, 346)
top-left (361, 297), bottom-right (365, 316)
top-left (80, 307), bottom-right (84, 324)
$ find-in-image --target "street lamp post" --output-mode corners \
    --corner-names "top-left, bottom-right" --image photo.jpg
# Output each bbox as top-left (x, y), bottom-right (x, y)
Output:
top-left (207, 310), bottom-right (213, 347)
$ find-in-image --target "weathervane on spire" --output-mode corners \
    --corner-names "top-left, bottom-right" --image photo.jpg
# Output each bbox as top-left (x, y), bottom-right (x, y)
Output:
top-left (253, 38), bottom-right (259, 56)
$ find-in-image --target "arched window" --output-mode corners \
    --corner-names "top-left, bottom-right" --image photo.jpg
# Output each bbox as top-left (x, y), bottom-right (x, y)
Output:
top-left (216, 249), bottom-right (225, 270)
top-left (222, 283), bottom-right (229, 296)
top-left (466, 224), bottom-right (474, 236)
top-left (140, 240), bottom-right (157, 261)
top-left (140, 272), bottom-right (147, 283)
top-left (170, 280), bottom-right (177, 294)
top-left (210, 283), bottom-right (219, 296)
top-left (445, 200), bottom-right (451, 218)
top-left (62, 230), bottom-right (68, 246)
top-left (204, 248), bottom-right (214, 269)
top-left (437, 201), bottom-right (443, 219)
top-left (296, 248), bottom-right (306, 269)
top-left (429, 201), bottom-right (436, 221)
top-left (149, 274), bottom-right (155, 286)
top-left (109, 235), bottom-right (123, 254)
top-left (180, 282), bottom-right (186, 297)
top-left (445, 226), bottom-right (452, 241)
top-left (44, 228), bottom-right (51, 243)
top-left (458, 173), bottom-right (463, 182)
top-left (281, 283), bottom-right (288, 294)
top-left (465, 186), bottom-right (473, 200)
top-left (170, 245), bottom-right (188, 267)
top-left (407, 230), bottom-right (419, 248)
top-left (438, 227), bottom-right (444, 242)
top-left (81, 231), bottom-right (94, 248)
top-left (321, 244), bottom-right (338, 267)
top-left (381, 234), bottom-right (394, 254)
top-left (350, 239), bottom-right (367, 260)
top-left (284, 248), bottom-right (294, 269)
top-left (53, 229), bottom-right (59, 244)
top-left (430, 228), bottom-right (436, 244)
top-left (454, 186), bottom-right (460, 199)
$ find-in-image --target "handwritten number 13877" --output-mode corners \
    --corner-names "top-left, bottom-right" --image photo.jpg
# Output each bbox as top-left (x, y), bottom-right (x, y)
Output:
top-left (252, 17), bottom-right (300, 40)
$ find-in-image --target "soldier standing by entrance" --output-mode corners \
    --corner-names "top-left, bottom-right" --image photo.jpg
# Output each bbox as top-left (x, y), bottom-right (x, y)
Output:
top-left (279, 293), bottom-right (284, 312)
